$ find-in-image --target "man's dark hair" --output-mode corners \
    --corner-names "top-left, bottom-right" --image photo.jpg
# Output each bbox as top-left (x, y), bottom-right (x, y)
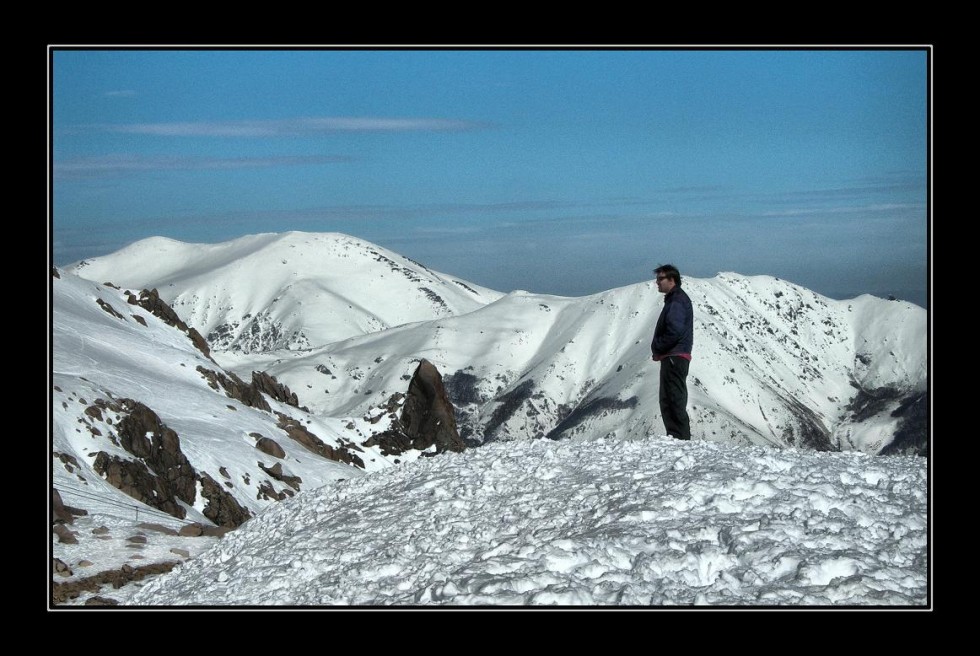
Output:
top-left (654, 264), bottom-right (682, 286)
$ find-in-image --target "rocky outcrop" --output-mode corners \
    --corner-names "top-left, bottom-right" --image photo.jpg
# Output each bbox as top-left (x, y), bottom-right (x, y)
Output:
top-left (53, 523), bottom-right (78, 544)
top-left (128, 288), bottom-right (212, 360)
top-left (365, 359), bottom-right (465, 457)
top-left (92, 454), bottom-right (189, 520)
top-left (178, 522), bottom-right (233, 538)
top-left (199, 473), bottom-right (252, 528)
top-left (96, 298), bottom-right (125, 320)
top-left (52, 489), bottom-right (74, 525)
top-left (91, 399), bottom-right (197, 520)
top-left (197, 366), bottom-right (272, 411)
top-left (197, 368), bottom-right (307, 412)
top-left (255, 436), bottom-right (286, 458)
top-left (251, 371), bottom-right (301, 408)
top-left (277, 415), bottom-right (365, 468)
top-left (51, 561), bottom-right (180, 606)
top-left (258, 462), bottom-right (302, 491)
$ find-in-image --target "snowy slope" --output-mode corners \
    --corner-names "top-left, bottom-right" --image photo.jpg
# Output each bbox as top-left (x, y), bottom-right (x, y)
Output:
top-left (51, 268), bottom-right (426, 537)
top-left (67, 231), bottom-right (503, 351)
top-left (124, 437), bottom-right (928, 607)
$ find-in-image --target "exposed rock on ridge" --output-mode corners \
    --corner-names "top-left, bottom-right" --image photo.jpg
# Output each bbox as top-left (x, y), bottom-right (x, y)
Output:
top-left (276, 414), bottom-right (365, 468)
top-left (365, 359), bottom-right (465, 456)
top-left (127, 288), bottom-right (212, 360)
top-left (196, 366), bottom-right (306, 412)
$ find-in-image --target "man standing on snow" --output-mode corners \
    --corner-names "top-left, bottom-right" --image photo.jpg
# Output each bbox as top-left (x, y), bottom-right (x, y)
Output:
top-left (651, 264), bottom-right (693, 440)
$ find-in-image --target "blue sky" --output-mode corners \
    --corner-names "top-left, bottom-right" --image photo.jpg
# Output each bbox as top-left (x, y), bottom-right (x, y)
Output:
top-left (50, 47), bottom-right (929, 307)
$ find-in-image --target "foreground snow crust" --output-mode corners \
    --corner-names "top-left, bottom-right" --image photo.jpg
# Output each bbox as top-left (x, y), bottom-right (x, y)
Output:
top-left (129, 437), bottom-right (928, 607)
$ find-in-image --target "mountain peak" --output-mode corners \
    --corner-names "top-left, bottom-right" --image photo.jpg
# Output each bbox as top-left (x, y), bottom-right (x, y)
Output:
top-left (69, 232), bottom-right (504, 351)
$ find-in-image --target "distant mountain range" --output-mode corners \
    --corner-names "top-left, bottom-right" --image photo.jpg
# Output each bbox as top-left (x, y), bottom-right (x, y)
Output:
top-left (63, 231), bottom-right (927, 459)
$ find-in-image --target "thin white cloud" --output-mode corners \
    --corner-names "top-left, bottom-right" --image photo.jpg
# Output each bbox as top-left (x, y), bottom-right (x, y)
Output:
top-left (92, 117), bottom-right (491, 137)
top-left (760, 203), bottom-right (924, 218)
top-left (55, 153), bottom-right (353, 178)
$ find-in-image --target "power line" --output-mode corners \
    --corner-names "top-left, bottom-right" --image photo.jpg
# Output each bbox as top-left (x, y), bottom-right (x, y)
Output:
top-left (54, 482), bottom-right (202, 526)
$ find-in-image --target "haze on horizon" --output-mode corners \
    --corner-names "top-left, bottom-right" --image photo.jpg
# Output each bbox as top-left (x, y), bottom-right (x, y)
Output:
top-left (50, 46), bottom-right (930, 308)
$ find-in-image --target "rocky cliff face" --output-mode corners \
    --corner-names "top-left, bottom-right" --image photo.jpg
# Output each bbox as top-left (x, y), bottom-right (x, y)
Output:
top-left (86, 397), bottom-right (251, 528)
top-left (364, 359), bottom-right (465, 457)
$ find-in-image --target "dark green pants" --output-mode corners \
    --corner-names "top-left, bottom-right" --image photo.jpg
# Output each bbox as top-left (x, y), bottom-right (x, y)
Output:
top-left (659, 356), bottom-right (691, 440)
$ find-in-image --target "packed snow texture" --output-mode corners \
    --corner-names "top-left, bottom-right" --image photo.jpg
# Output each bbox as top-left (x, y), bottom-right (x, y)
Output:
top-left (124, 437), bottom-right (927, 607)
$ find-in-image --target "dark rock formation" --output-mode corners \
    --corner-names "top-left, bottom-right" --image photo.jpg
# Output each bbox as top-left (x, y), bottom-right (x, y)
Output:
top-left (782, 397), bottom-right (835, 452)
top-left (54, 451), bottom-right (84, 477)
top-left (199, 473), bottom-right (252, 528)
top-left (277, 415), bottom-right (365, 468)
top-left (138, 522), bottom-right (179, 536)
top-left (119, 399), bottom-right (197, 497)
top-left (52, 489), bottom-right (74, 525)
top-left (53, 524), bottom-right (78, 544)
top-left (848, 385), bottom-right (929, 457)
top-left (257, 479), bottom-right (293, 501)
top-left (251, 371), bottom-right (301, 408)
top-left (53, 558), bottom-right (72, 577)
top-left (178, 522), bottom-right (233, 538)
top-left (128, 288), bottom-right (212, 360)
top-left (197, 368), bottom-right (307, 413)
top-left (96, 298), bottom-right (125, 320)
top-left (92, 453), bottom-right (189, 520)
top-left (255, 436), bottom-right (286, 458)
top-left (84, 596), bottom-right (121, 606)
top-left (90, 398), bottom-right (197, 520)
top-left (443, 369), bottom-right (483, 405)
top-left (258, 461), bottom-right (303, 490)
top-left (483, 379), bottom-right (536, 441)
top-left (401, 360), bottom-right (465, 452)
top-left (197, 366), bottom-right (272, 411)
top-left (51, 561), bottom-right (180, 606)
top-left (365, 359), bottom-right (465, 457)
top-left (546, 396), bottom-right (639, 440)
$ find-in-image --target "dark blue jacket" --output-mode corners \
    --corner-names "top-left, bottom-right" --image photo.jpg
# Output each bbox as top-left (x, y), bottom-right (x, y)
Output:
top-left (651, 285), bottom-right (693, 360)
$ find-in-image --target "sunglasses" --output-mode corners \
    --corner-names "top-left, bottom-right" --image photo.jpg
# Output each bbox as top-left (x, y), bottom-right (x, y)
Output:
top-left (656, 276), bottom-right (668, 281)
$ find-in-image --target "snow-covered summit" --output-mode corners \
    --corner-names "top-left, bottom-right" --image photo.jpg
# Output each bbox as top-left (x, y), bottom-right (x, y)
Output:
top-left (68, 231), bottom-right (503, 351)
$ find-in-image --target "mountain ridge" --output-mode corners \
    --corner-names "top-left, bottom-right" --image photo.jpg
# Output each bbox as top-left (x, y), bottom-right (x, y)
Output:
top-left (68, 231), bottom-right (503, 351)
top-left (65, 231), bottom-right (927, 456)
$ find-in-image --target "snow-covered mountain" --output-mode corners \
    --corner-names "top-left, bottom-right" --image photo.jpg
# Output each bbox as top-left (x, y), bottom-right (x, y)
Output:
top-left (52, 265), bottom-right (435, 535)
top-left (67, 232), bottom-right (503, 352)
top-left (68, 231), bottom-right (928, 457)
top-left (51, 265), bottom-right (475, 605)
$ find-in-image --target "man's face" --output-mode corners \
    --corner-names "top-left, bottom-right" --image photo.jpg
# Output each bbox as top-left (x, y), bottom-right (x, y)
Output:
top-left (655, 273), bottom-right (675, 294)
